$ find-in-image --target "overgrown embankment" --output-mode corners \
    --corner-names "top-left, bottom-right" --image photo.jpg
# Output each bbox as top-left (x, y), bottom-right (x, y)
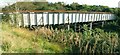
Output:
top-left (1, 22), bottom-right (120, 53)
top-left (1, 22), bottom-right (64, 53)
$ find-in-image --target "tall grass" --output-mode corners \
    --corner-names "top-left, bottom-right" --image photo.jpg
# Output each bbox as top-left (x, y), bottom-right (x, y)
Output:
top-left (1, 22), bottom-right (63, 53)
top-left (1, 22), bottom-right (120, 53)
top-left (40, 25), bottom-right (120, 53)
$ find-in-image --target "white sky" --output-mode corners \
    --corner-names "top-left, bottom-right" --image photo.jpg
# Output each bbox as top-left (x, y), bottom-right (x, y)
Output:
top-left (0, 0), bottom-right (120, 8)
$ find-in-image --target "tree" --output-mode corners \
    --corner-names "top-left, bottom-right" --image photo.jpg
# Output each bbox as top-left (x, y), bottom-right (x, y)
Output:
top-left (70, 2), bottom-right (79, 10)
top-left (15, 2), bottom-right (37, 10)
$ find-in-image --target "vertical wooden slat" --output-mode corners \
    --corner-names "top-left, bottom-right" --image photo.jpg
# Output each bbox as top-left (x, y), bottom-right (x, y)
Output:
top-left (88, 13), bottom-right (90, 22)
top-left (92, 14), bottom-right (95, 22)
top-left (84, 13), bottom-right (86, 22)
top-left (68, 13), bottom-right (70, 24)
top-left (47, 12), bottom-right (49, 25)
top-left (99, 14), bottom-right (101, 21)
top-left (58, 12), bottom-right (60, 24)
top-left (75, 12), bottom-right (77, 23)
top-left (63, 13), bottom-right (65, 24)
top-left (53, 13), bottom-right (55, 25)
top-left (105, 14), bottom-right (107, 20)
top-left (101, 14), bottom-right (103, 21)
top-left (67, 12), bottom-right (70, 30)
top-left (42, 12), bottom-right (44, 26)
top-left (90, 14), bottom-right (92, 22)
top-left (78, 13), bottom-right (80, 22)
top-left (74, 12), bottom-right (77, 31)
top-left (98, 14), bottom-right (100, 21)
top-left (107, 14), bottom-right (109, 20)
top-left (81, 13), bottom-right (83, 22)
top-left (35, 13), bottom-right (37, 26)
top-left (21, 13), bottom-right (24, 27)
top-left (96, 14), bottom-right (98, 21)
top-left (71, 13), bottom-right (73, 23)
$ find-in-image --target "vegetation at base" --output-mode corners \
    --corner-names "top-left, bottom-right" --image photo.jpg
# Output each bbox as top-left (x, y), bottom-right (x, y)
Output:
top-left (1, 1), bottom-right (120, 53)
top-left (1, 21), bottom-right (120, 53)
top-left (1, 22), bottom-right (63, 53)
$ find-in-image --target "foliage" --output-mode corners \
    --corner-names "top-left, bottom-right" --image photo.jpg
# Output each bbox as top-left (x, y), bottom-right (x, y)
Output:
top-left (35, 25), bottom-right (120, 53)
top-left (2, 2), bottom-right (115, 12)
top-left (1, 21), bottom-right (120, 53)
top-left (1, 23), bottom-right (63, 53)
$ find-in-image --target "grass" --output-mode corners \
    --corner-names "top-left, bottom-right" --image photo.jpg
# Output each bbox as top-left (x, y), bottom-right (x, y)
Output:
top-left (1, 22), bottom-right (63, 53)
top-left (1, 22), bottom-right (120, 53)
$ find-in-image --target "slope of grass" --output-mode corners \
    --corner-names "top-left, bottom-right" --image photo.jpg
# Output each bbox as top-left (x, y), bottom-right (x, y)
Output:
top-left (1, 22), bottom-right (120, 53)
top-left (1, 22), bottom-right (63, 53)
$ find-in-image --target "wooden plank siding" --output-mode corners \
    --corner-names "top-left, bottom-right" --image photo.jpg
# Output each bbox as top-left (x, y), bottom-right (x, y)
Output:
top-left (8, 12), bottom-right (115, 27)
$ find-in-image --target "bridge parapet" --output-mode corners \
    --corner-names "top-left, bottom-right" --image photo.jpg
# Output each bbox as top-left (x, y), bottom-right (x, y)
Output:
top-left (5, 11), bottom-right (115, 27)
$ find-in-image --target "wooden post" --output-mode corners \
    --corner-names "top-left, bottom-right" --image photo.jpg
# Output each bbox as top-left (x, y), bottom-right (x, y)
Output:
top-left (90, 22), bottom-right (92, 30)
top-left (35, 13), bottom-right (37, 26)
top-left (74, 13), bottom-right (77, 31)
top-left (67, 13), bottom-right (70, 30)
top-left (102, 21), bottom-right (104, 27)
top-left (67, 25), bottom-right (70, 30)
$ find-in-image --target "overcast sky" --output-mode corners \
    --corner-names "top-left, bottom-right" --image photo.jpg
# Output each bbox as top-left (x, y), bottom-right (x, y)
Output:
top-left (0, 0), bottom-right (119, 8)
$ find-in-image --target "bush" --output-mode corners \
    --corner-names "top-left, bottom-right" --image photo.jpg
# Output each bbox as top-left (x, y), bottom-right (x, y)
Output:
top-left (41, 25), bottom-right (119, 53)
